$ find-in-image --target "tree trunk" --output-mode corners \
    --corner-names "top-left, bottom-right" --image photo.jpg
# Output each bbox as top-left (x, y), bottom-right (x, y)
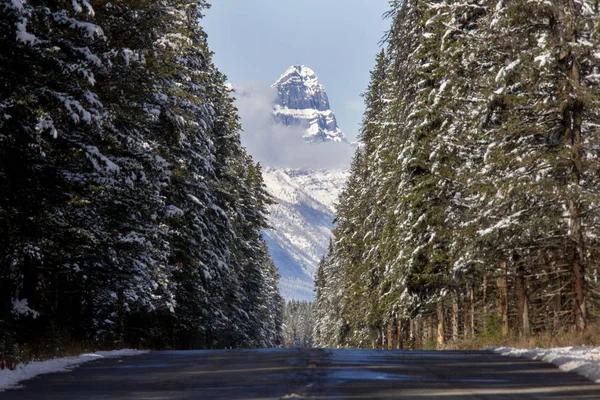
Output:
top-left (436, 301), bottom-right (445, 347)
top-left (482, 275), bottom-right (488, 331)
top-left (396, 319), bottom-right (402, 350)
top-left (566, 83), bottom-right (586, 332)
top-left (428, 316), bottom-right (434, 344)
top-left (564, 0), bottom-right (586, 333)
top-left (117, 288), bottom-right (126, 344)
top-left (553, 263), bottom-right (563, 334)
top-left (515, 261), bottom-right (529, 337)
top-left (452, 294), bottom-right (459, 341)
top-left (465, 281), bottom-right (475, 339)
top-left (496, 261), bottom-right (509, 337)
top-left (414, 318), bottom-right (420, 349)
top-left (409, 319), bottom-right (414, 349)
top-left (569, 188), bottom-right (586, 332)
top-left (406, 318), bottom-right (417, 349)
top-left (399, 319), bottom-right (404, 350)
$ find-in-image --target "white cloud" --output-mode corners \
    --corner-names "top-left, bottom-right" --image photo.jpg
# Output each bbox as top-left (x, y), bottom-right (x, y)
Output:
top-left (232, 81), bottom-right (354, 169)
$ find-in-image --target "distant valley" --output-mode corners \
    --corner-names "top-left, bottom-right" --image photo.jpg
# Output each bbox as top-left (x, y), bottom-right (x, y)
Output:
top-left (235, 64), bottom-right (352, 301)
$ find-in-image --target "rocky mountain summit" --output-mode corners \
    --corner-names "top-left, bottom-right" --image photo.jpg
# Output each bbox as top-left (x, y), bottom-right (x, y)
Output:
top-left (272, 65), bottom-right (345, 143)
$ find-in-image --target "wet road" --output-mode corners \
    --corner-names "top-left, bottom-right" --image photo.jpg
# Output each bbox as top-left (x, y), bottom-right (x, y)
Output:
top-left (2, 349), bottom-right (600, 399)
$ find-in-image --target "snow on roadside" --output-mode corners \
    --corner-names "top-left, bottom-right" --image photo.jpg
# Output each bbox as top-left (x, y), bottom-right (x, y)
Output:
top-left (486, 346), bottom-right (600, 383)
top-left (0, 349), bottom-right (149, 392)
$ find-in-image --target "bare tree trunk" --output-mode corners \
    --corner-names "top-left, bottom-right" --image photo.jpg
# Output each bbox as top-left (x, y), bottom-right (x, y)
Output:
top-left (387, 321), bottom-right (394, 350)
top-left (429, 316), bottom-right (435, 344)
top-left (566, 84), bottom-right (586, 332)
top-left (496, 261), bottom-right (509, 337)
top-left (436, 301), bottom-right (445, 347)
top-left (452, 294), bottom-right (459, 341)
top-left (515, 261), bottom-right (529, 337)
top-left (410, 319), bottom-right (414, 349)
top-left (414, 318), bottom-right (421, 349)
top-left (409, 319), bottom-right (415, 350)
top-left (117, 288), bottom-right (126, 345)
top-left (482, 275), bottom-right (488, 331)
top-left (569, 201), bottom-right (586, 332)
top-left (396, 319), bottom-right (402, 350)
top-left (386, 321), bottom-right (391, 349)
top-left (552, 262), bottom-right (563, 334)
top-left (399, 319), bottom-right (404, 350)
top-left (372, 327), bottom-right (377, 349)
top-left (465, 282), bottom-right (475, 339)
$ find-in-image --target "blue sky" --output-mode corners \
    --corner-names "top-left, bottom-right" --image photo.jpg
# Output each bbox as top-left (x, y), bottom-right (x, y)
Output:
top-left (202, 0), bottom-right (390, 141)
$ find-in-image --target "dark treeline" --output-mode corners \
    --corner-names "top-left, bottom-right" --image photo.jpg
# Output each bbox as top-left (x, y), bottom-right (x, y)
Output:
top-left (315, 0), bottom-right (600, 348)
top-left (0, 0), bottom-right (283, 355)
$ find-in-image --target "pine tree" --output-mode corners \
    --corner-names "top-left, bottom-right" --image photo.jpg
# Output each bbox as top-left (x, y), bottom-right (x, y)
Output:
top-left (315, 0), bottom-right (600, 348)
top-left (0, 0), bottom-right (283, 351)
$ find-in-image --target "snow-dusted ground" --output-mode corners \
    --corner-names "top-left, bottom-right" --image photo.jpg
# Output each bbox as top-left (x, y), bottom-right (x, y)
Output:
top-left (0, 349), bottom-right (148, 392)
top-left (487, 346), bottom-right (600, 383)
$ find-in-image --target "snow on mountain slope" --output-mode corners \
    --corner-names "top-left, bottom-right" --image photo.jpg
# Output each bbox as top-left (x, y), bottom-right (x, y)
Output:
top-left (262, 168), bottom-right (348, 301)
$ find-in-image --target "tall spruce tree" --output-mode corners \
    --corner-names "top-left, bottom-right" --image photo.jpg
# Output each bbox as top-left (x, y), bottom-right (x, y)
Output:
top-left (0, 0), bottom-right (282, 352)
top-left (315, 0), bottom-right (600, 348)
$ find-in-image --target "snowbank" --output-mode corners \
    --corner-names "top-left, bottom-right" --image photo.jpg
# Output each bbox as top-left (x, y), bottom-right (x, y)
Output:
top-left (0, 349), bottom-right (148, 392)
top-left (487, 346), bottom-right (600, 383)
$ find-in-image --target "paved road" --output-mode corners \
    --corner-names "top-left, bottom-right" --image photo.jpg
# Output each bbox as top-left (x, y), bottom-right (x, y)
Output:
top-left (2, 349), bottom-right (600, 399)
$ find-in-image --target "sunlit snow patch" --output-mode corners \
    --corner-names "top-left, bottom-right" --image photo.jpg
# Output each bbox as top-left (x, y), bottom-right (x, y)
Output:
top-left (0, 349), bottom-right (148, 392)
top-left (486, 346), bottom-right (600, 383)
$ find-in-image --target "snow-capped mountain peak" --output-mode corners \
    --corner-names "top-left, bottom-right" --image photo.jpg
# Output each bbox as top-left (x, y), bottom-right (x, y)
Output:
top-left (272, 65), bottom-right (346, 143)
top-left (272, 65), bottom-right (322, 98)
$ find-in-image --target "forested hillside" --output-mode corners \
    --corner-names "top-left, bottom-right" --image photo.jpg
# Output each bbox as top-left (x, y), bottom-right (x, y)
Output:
top-left (315, 0), bottom-right (600, 348)
top-left (0, 0), bottom-right (282, 354)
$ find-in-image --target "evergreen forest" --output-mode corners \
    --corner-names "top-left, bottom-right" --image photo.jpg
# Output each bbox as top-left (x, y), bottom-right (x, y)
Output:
top-left (315, 0), bottom-right (600, 349)
top-left (282, 300), bottom-right (314, 348)
top-left (4, 0), bottom-right (600, 359)
top-left (0, 0), bottom-right (283, 357)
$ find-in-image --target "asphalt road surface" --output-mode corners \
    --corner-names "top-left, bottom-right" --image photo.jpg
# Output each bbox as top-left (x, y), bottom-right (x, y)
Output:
top-left (2, 349), bottom-right (600, 399)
